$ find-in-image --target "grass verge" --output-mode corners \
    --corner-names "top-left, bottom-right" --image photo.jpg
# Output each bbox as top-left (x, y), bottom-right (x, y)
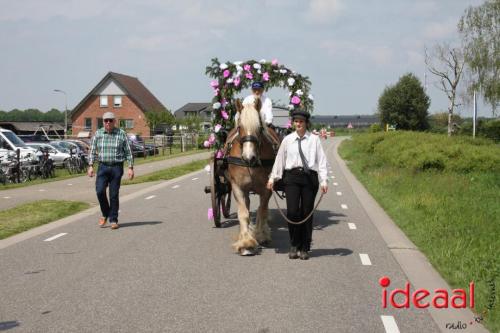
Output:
top-left (122, 159), bottom-right (209, 185)
top-left (339, 133), bottom-right (499, 332)
top-left (0, 200), bottom-right (90, 240)
top-left (0, 149), bottom-right (206, 191)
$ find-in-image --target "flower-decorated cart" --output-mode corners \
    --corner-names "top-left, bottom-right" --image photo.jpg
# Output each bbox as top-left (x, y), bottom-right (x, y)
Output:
top-left (203, 58), bottom-right (314, 228)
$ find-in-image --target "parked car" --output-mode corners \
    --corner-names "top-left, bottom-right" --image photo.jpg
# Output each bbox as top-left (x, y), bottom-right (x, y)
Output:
top-left (0, 128), bottom-right (37, 160)
top-left (25, 143), bottom-right (70, 167)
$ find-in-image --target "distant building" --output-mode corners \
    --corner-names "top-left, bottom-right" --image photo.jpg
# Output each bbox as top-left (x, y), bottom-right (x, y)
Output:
top-left (71, 72), bottom-right (168, 137)
top-left (174, 103), bottom-right (212, 130)
top-left (311, 115), bottom-right (379, 128)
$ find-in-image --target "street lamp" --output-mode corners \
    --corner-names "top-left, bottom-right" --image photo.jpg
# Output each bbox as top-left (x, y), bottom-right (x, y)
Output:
top-left (53, 89), bottom-right (67, 139)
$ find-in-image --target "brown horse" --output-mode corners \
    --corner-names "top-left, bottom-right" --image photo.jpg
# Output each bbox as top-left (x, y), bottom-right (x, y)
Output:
top-left (225, 99), bottom-right (279, 255)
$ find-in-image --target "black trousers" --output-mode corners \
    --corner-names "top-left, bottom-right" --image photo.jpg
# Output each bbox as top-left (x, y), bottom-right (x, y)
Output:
top-left (284, 169), bottom-right (319, 252)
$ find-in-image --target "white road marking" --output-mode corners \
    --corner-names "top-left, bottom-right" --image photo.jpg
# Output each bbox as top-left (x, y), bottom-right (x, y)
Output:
top-left (331, 176), bottom-right (336, 179)
top-left (336, 191), bottom-right (342, 196)
top-left (145, 195), bottom-right (156, 200)
top-left (3, 196), bottom-right (11, 199)
top-left (381, 315), bottom-right (400, 333)
top-left (39, 189), bottom-right (46, 192)
top-left (341, 204), bottom-right (348, 210)
top-left (67, 183), bottom-right (73, 186)
top-left (172, 185), bottom-right (180, 189)
top-left (44, 233), bottom-right (67, 242)
top-left (333, 182), bottom-right (338, 186)
top-left (192, 178), bottom-right (199, 181)
top-left (329, 171), bottom-right (333, 174)
top-left (348, 223), bottom-right (357, 230)
top-left (359, 253), bottom-right (372, 266)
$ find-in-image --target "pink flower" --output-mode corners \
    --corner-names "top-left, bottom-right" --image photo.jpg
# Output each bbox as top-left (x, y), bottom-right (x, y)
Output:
top-left (210, 80), bottom-right (219, 88)
top-left (286, 119), bottom-right (292, 128)
top-left (291, 96), bottom-right (301, 105)
top-left (214, 124), bottom-right (222, 133)
top-left (214, 88), bottom-right (219, 96)
top-left (223, 69), bottom-right (231, 78)
top-left (234, 76), bottom-right (241, 87)
top-left (245, 72), bottom-right (253, 80)
top-left (244, 64), bottom-right (251, 71)
top-left (216, 150), bottom-right (223, 159)
top-left (221, 98), bottom-right (228, 107)
top-left (203, 140), bottom-right (210, 148)
top-left (207, 208), bottom-right (213, 220)
top-left (208, 133), bottom-right (216, 144)
top-left (272, 59), bottom-right (278, 66)
top-left (221, 110), bottom-right (229, 120)
top-left (263, 72), bottom-right (270, 81)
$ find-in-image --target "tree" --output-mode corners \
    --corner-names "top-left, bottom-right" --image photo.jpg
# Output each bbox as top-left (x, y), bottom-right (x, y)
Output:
top-left (425, 43), bottom-right (465, 136)
top-left (182, 115), bottom-right (202, 133)
top-left (458, 0), bottom-right (500, 115)
top-left (378, 73), bottom-right (430, 131)
top-left (145, 108), bottom-right (175, 135)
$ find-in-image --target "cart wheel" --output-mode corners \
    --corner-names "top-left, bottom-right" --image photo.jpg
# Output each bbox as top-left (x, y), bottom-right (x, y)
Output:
top-left (210, 158), bottom-right (222, 228)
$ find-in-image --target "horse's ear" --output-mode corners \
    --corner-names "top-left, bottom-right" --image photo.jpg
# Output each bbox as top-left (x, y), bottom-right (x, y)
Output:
top-left (235, 99), bottom-right (243, 113)
top-left (254, 98), bottom-right (262, 111)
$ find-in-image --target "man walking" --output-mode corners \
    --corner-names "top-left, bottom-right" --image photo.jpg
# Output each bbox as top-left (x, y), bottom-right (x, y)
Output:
top-left (88, 112), bottom-right (134, 230)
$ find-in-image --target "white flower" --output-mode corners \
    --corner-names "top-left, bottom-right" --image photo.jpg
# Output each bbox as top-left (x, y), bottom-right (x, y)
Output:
top-left (219, 63), bottom-right (228, 70)
top-left (308, 94), bottom-right (314, 101)
top-left (296, 89), bottom-right (304, 96)
top-left (257, 69), bottom-right (262, 74)
top-left (253, 63), bottom-right (261, 69)
top-left (259, 59), bottom-right (266, 64)
top-left (204, 164), bottom-right (211, 172)
top-left (236, 65), bottom-right (243, 73)
top-left (226, 78), bottom-right (233, 84)
top-left (279, 81), bottom-right (284, 87)
top-left (288, 92), bottom-right (292, 97)
top-left (288, 104), bottom-right (294, 110)
top-left (233, 61), bottom-right (243, 66)
top-left (213, 102), bottom-right (221, 109)
top-left (279, 69), bottom-right (287, 74)
top-left (287, 78), bottom-right (295, 86)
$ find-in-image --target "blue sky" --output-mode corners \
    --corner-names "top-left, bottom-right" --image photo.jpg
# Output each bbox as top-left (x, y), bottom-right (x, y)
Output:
top-left (0, 0), bottom-right (489, 116)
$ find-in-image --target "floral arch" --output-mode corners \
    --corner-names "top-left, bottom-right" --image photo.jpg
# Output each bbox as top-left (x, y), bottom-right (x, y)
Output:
top-left (205, 58), bottom-right (314, 150)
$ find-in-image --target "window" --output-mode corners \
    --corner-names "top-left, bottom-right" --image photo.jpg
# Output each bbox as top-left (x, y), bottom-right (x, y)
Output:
top-left (97, 118), bottom-right (103, 129)
top-left (113, 96), bottom-right (122, 107)
top-left (119, 119), bottom-right (134, 129)
top-left (84, 118), bottom-right (92, 130)
top-left (100, 96), bottom-right (108, 107)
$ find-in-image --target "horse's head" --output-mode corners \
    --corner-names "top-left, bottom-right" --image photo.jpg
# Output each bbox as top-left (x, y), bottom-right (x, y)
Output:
top-left (236, 98), bottom-right (263, 166)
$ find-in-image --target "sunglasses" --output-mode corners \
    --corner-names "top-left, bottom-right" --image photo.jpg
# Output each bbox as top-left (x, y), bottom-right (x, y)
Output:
top-left (104, 119), bottom-right (114, 123)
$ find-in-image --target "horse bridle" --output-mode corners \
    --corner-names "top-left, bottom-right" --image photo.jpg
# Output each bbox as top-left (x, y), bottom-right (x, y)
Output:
top-left (238, 126), bottom-right (263, 166)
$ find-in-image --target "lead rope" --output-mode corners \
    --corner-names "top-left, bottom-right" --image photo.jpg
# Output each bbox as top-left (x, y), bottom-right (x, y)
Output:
top-left (272, 191), bottom-right (324, 225)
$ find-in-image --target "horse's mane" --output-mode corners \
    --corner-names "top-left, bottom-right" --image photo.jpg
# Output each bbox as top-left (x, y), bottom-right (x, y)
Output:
top-left (239, 103), bottom-right (261, 134)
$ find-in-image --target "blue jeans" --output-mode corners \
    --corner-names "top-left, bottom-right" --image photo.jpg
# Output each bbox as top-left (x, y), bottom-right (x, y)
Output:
top-left (96, 164), bottom-right (124, 223)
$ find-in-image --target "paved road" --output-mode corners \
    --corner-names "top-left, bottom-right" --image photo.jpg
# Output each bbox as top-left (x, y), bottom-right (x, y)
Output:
top-left (0, 138), bottom-right (483, 332)
top-left (0, 151), bottom-right (211, 211)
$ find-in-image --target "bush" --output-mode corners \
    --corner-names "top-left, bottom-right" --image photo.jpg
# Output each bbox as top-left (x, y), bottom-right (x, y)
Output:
top-left (370, 123), bottom-right (382, 132)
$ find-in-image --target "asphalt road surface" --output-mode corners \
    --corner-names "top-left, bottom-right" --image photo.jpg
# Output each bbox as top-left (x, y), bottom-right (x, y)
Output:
top-left (0, 138), bottom-right (479, 332)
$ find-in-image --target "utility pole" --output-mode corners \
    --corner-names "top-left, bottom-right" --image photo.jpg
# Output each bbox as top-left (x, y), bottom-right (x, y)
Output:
top-left (53, 89), bottom-right (68, 138)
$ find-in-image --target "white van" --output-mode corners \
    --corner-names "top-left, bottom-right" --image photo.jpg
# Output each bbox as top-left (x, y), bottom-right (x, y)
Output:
top-left (0, 128), bottom-right (37, 160)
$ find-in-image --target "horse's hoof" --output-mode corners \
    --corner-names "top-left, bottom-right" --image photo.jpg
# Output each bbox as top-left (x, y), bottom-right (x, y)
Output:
top-left (240, 248), bottom-right (255, 256)
top-left (259, 240), bottom-right (271, 247)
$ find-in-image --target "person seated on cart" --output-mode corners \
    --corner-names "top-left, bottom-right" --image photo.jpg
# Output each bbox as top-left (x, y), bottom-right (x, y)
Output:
top-left (235, 81), bottom-right (274, 128)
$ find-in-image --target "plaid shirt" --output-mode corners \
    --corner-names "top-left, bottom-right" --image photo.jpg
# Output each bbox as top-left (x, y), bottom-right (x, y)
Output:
top-left (89, 128), bottom-right (133, 167)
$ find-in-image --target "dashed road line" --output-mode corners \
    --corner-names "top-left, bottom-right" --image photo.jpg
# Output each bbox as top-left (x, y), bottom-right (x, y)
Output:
top-left (44, 233), bottom-right (67, 242)
top-left (341, 204), bottom-right (348, 210)
top-left (359, 253), bottom-right (372, 266)
top-left (3, 196), bottom-right (11, 199)
top-left (380, 315), bottom-right (400, 333)
top-left (67, 183), bottom-right (73, 186)
top-left (191, 178), bottom-right (199, 181)
top-left (145, 195), bottom-right (156, 200)
top-left (336, 191), bottom-right (342, 196)
top-left (333, 182), bottom-right (338, 186)
top-left (348, 223), bottom-right (357, 230)
top-left (39, 189), bottom-right (46, 192)
top-left (172, 185), bottom-right (180, 189)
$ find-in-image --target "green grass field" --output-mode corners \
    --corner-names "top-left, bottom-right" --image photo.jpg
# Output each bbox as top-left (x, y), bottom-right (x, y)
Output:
top-left (0, 200), bottom-right (90, 239)
top-left (339, 132), bottom-right (499, 332)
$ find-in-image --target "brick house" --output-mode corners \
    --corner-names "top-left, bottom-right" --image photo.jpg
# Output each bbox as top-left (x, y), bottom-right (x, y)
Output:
top-left (71, 72), bottom-right (167, 137)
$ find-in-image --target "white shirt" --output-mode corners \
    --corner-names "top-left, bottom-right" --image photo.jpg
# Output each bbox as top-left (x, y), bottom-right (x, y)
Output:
top-left (240, 94), bottom-right (273, 124)
top-left (269, 131), bottom-right (328, 186)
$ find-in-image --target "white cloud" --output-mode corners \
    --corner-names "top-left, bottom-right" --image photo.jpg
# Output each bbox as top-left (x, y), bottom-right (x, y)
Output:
top-left (369, 46), bottom-right (394, 66)
top-left (407, 50), bottom-right (424, 67)
top-left (422, 19), bottom-right (457, 40)
top-left (320, 40), bottom-right (393, 66)
top-left (305, 0), bottom-right (343, 23)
